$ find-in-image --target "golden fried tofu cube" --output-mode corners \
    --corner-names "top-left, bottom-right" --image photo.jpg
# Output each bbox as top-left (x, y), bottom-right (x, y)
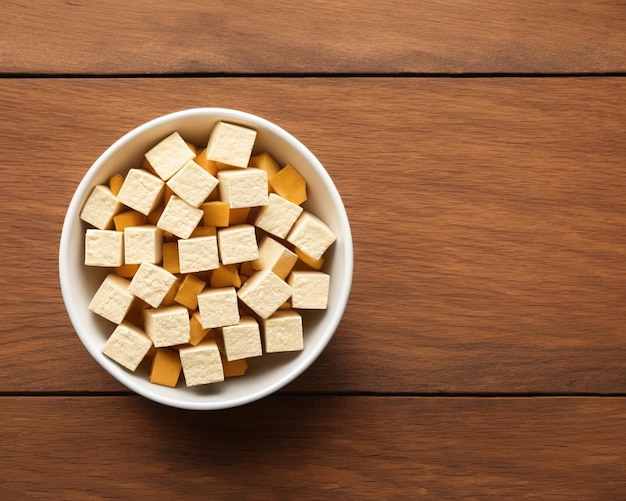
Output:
top-left (269, 164), bottom-right (307, 205)
top-left (175, 274), bottom-right (206, 310)
top-left (150, 349), bottom-right (182, 387)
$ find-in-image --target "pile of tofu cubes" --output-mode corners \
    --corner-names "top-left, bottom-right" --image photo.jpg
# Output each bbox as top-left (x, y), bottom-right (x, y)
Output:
top-left (80, 121), bottom-right (336, 387)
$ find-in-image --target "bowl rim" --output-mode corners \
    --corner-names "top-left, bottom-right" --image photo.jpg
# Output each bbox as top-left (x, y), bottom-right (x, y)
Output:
top-left (58, 107), bottom-right (353, 410)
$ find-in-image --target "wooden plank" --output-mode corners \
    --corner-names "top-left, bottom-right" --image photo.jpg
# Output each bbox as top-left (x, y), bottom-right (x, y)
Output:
top-left (2, 78), bottom-right (626, 393)
top-left (1, 396), bottom-right (625, 499)
top-left (2, 1), bottom-right (626, 74)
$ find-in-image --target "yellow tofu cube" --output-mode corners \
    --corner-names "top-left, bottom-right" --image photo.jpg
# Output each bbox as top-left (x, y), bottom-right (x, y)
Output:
top-left (194, 147), bottom-right (218, 176)
top-left (269, 164), bottom-right (307, 205)
top-left (229, 207), bottom-right (251, 225)
top-left (162, 241), bottom-right (180, 274)
top-left (249, 152), bottom-right (280, 190)
top-left (210, 264), bottom-right (242, 288)
top-left (113, 210), bottom-right (147, 232)
top-left (189, 310), bottom-right (212, 346)
top-left (201, 201), bottom-right (230, 227)
top-left (221, 356), bottom-right (248, 377)
top-left (175, 274), bottom-right (206, 310)
top-left (109, 173), bottom-right (125, 196)
top-left (150, 349), bottom-right (182, 387)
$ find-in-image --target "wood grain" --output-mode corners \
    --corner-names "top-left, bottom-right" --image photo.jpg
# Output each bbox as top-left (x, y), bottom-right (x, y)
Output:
top-left (2, 78), bottom-right (626, 393)
top-left (1, 396), bottom-right (625, 500)
top-left (2, 1), bottom-right (626, 75)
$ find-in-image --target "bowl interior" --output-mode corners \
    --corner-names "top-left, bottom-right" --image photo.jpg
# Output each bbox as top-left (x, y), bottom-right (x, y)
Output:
top-left (59, 108), bottom-right (352, 410)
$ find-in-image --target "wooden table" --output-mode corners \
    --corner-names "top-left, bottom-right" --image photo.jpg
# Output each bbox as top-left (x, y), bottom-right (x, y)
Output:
top-left (3, 2), bottom-right (626, 499)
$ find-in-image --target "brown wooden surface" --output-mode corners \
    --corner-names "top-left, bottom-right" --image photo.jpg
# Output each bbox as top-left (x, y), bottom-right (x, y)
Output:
top-left (3, 1), bottom-right (626, 75)
top-left (2, 396), bottom-right (626, 500)
top-left (3, 1), bottom-right (626, 499)
top-left (2, 78), bottom-right (626, 394)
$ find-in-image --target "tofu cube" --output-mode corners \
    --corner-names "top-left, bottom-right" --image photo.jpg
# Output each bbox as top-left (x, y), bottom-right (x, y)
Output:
top-left (220, 316), bottom-right (262, 361)
top-left (288, 271), bottom-right (330, 309)
top-left (84, 229), bottom-right (123, 267)
top-left (286, 211), bottom-right (336, 261)
top-left (167, 159), bottom-right (219, 208)
top-left (124, 225), bottom-right (163, 265)
top-left (174, 274), bottom-right (206, 310)
top-left (179, 339), bottom-right (224, 386)
top-left (88, 273), bottom-right (134, 324)
top-left (145, 131), bottom-right (196, 181)
top-left (252, 235), bottom-right (297, 279)
top-left (157, 195), bottom-right (204, 239)
top-left (128, 262), bottom-right (178, 308)
top-left (143, 305), bottom-right (190, 347)
top-left (261, 310), bottom-right (304, 353)
top-left (218, 168), bottom-right (268, 208)
top-left (116, 168), bottom-right (165, 216)
top-left (178, 235), bottom-right (219, 274)
top-left (149, 348), bottom-right (182, 387)
top-left (80, 185), bottom-right (122, 230)
top-left (101, 321), bottom-right (152, 371)
top-left (197, 286), bottom-right (240, 328)
top-left (201, 201), bottom-right (230, 227)
top-left (269, 164), bottom-right (307, 205)
top-left (206, 121), bottom-right (257, 168)
top-left (253, 193), bottom-right (303, 239)
top-left (237, 269), bottom-right (292, 319)
top-left (217, 224), bottom-right (259, 265)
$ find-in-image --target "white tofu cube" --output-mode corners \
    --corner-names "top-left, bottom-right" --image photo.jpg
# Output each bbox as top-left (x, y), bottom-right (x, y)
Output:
top-left (288, 271), bottom-right (330, 309)
top-left (179, 339), bottom-right (224, 386)
top-left (101, 321), bottom-right (152, 371)
top-left (167, 159), bottom-right (219, 208)
top-left (157, 195), bottom-right (204, 239)
top-left (197, 286), bottom-right (240, 328)
top-left (80, 185), bottom-right (122, 230)
top-left (251, 235), bottom-right (297, 279)
top-left (88, 273), bottom-right (134, 324)
top-left (237, 269), bottom-right (292, 319)
top-left (206, 121), bottom-right (257, 168)
top-left (145, 131), bottom-right (196, 181)
top-left (286, 211), bottom-right (336, 261)
top-left (261, 310), bottom-right (303, 353)
top-left (143, 305), bottom-right (190, 347)
top-left (217, 168), bottom-right (268, 208)
top-left (84, 229), bottom-right (123, 267)
top-left (217, 224), bottom-right (259, 265)
top-left (124, 225), bottom-right (163, 265)
top-left (128, 262), bottom-right (178, 308)
top-left (116, 168), bottom-right (165, 216)
top-left (178, 235), bottom-right (219, 274)
top-left (253, 193), bottom-right (303, 239)
top-left (220, 316), bottom-right (262, 361)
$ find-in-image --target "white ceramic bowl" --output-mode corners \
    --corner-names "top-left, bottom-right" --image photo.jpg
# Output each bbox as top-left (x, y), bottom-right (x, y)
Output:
top-left (59, 108), bottom-right (353, 410)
